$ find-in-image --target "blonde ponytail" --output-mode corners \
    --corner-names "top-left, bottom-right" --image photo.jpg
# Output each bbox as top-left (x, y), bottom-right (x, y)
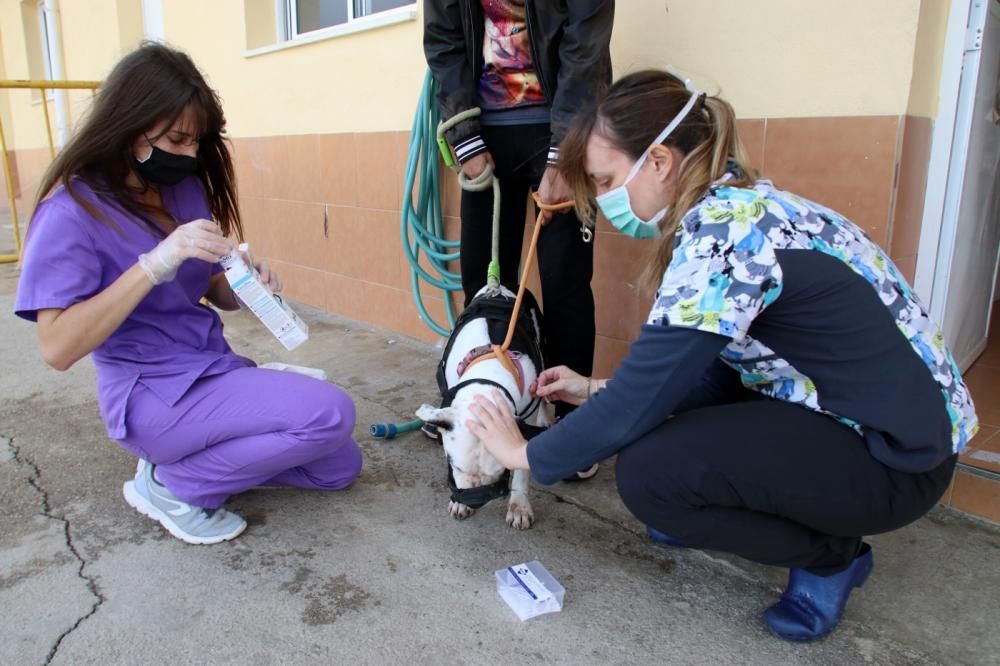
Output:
top-left (646, 94), bottom-right (757, 286)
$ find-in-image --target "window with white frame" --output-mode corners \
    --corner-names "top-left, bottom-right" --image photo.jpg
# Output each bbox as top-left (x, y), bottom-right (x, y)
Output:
top-left (278, 0), bottom-right (415, 40)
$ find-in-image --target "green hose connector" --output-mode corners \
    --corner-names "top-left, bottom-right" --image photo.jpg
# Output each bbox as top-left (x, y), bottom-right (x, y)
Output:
top-left (370, 419), bottom-right (424, 440)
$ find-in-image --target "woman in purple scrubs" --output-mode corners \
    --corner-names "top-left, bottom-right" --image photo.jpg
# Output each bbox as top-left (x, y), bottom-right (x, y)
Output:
top-left (14, 43), bottom-right (361, 545)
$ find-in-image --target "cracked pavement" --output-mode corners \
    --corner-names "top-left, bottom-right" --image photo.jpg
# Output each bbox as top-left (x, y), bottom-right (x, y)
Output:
top-left (3, 433), bottom-right (105, 664)
top-left (2, 262), bottom-right (999, 665)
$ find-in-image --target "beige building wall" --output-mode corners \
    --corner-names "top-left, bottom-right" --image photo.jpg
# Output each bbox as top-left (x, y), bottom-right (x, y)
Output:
top-left (0, 0), bottom-right (142, 215)
top-left (908, 0), bottom-right (952, 118)
top-left (1, 0), bottom-right (141, 148)
top-left (1, 1), bottom-right (52, 151)
top-left (1, 0), bottom-right (935, 143)
top-left (611, 0), bottom-right (922, 119)
top-left (159, 0), bottom-right (427, 138)
top-left (892, 0), bottom-right (953, 285)
top-left (0, 0), bottom-right (55, 212)
top-left (0, 0), bottom-right (951, 372)
top-left (164, 0), bottom-right (928, 140)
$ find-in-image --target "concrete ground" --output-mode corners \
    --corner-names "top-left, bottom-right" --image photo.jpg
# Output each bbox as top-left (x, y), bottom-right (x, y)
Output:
top-left (1, 261), bottom-right (999, 666)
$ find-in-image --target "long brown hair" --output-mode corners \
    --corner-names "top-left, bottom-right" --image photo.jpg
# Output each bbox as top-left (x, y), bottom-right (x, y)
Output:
top-left (34, 41), bottom-right (242, 239)
top-left (559, 69), bottom-right (756, 285)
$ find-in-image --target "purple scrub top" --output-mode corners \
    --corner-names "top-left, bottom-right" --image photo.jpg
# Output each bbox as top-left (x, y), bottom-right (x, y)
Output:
top-left (14, 176), bottom-right (253, 438)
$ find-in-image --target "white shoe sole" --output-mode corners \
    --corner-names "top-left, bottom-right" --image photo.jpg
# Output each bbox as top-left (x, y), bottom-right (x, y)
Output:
top-left (123, 480), bottom-right (246, 545)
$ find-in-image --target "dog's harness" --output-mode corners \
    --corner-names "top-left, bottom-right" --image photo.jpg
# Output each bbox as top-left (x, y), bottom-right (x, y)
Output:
top-left (435, 196), bottom-right (574, 510)
top-left (436, 289), bottom-right (546, 421)
top-left (435, 293), bottom-right (545, 508)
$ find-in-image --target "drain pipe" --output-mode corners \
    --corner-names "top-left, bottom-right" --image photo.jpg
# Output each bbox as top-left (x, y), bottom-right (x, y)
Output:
top-left (41, 0), bottom-right (69, 148)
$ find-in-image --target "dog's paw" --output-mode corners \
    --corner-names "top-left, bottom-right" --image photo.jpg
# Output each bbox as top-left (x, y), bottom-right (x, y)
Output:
top-left (505, 498), bottom-right (534, 530)
top-left (448, 500), bottom-right (474, 520)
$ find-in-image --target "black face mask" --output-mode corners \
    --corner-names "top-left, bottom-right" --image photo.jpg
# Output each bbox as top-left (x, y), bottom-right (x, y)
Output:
top-left (135, 140), bottom-right (199, 186)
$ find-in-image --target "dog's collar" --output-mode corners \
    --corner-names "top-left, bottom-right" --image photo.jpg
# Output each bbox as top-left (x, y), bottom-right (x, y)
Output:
top-left (457, 345), bottom-right (527, 396)
top-left (456, 344), bottom-right (493, 376)
top-left (446, 456), bottom-right (511, 509)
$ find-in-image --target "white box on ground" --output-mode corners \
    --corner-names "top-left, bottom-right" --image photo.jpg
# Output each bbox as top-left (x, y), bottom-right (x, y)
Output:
top-left (219, 245), bottom-right (309, 351)
top-left (495, 560), bottom-right (565, 621)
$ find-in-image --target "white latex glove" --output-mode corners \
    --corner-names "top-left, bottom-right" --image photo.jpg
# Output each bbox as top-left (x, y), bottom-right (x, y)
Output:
top-left (138, 219), bottom-right (233, 285)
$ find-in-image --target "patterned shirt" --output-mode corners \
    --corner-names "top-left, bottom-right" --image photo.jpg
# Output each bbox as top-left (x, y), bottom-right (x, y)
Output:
top-left (478, 0), bottom-right (546, 110)
top-left (648, 176), bottom-right (979, 455)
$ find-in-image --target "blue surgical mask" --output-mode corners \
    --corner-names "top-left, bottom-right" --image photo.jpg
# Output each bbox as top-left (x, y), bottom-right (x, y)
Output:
top-left (596, 87), bottom-right (701, 239)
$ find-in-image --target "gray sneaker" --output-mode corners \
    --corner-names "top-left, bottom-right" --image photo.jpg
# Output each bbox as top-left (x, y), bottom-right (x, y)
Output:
top-left (123, 460), bottom-right (246, 545)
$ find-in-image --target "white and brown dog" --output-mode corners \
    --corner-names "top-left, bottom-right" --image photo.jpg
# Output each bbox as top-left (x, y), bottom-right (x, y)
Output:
top-left (416, 285), bottom-right (552, 529)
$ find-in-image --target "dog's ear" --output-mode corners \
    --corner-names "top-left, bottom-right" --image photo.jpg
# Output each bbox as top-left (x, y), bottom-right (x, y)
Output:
top-left (416, 404), bottom-right (456, 431)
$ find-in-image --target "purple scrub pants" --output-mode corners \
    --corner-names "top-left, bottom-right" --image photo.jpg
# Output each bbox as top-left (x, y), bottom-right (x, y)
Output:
top-left (119, 367), bottom-right (362, 508)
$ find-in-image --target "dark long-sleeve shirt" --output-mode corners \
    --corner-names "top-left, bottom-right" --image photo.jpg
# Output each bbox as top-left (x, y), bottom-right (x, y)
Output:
top-left (526, 179), bottom-right (978, 484)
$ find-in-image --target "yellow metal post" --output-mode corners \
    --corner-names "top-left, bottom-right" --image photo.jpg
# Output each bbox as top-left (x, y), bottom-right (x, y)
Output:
top-left (39, 89), bottom-right (56, 160)
top-left (0, 114), bottom-right (22, 264)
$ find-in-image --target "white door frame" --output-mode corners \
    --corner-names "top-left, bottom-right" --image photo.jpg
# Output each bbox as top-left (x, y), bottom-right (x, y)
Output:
top-left (914, 0), bottom-right (978, 316)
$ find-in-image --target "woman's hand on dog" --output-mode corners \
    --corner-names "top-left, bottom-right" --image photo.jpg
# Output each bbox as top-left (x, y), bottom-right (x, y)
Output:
top-left (466, 391), bottom-right (530, 471)
top-left (532, 365), bottom-right (592, 406)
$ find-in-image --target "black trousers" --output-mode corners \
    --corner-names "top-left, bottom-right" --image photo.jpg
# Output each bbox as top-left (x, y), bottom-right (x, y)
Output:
top-left (460, 123), bottom-right (596, 406)
top-left (615, 360), bottom-right (956, 575)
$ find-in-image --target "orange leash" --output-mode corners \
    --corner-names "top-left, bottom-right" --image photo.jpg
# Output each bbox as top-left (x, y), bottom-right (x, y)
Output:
top-left (464, 194), bottom-right (575, 387)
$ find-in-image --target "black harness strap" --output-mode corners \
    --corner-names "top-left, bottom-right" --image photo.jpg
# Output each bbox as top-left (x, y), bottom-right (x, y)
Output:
top-left (516, 422), bottom-right (547, 439)
top-left (440, 377), bottom-right (541, 421)
top-left (441, 378), bottom-right (515, 410)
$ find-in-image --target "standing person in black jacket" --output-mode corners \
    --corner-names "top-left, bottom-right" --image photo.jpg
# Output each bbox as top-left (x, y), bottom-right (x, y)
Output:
top-left (423, 0), bottom-right (614, 423)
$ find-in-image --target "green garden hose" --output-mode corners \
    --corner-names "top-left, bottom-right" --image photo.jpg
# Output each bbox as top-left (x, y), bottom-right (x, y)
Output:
top-left (400, 70), bottom-right (463, 338)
